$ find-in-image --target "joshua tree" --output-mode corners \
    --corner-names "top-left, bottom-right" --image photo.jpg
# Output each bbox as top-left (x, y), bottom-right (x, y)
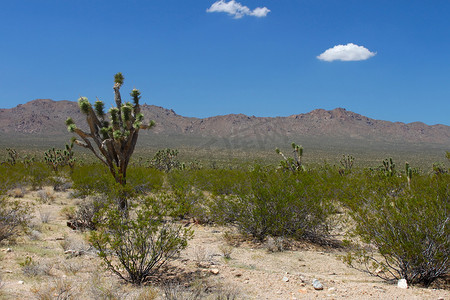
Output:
top-left (275, 142), bottom-right (305, 173)
top-left (66, 73), bottom-right (154, 210)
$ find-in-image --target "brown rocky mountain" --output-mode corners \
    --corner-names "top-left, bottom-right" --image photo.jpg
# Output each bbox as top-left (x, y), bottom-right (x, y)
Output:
top-left (1, 99), bottom-right (449, 151)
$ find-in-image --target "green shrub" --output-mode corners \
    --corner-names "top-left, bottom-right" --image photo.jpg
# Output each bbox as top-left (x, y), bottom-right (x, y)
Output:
top-left (71, 164), bottom-right (115, 197)
top-left (89, 196), bottom-right (193, 285)
top-left (71, 164), bottom-right (164, 198)
top-left (343, 174), bottom-right (449, 287)
top-left (211, 167), bottom-right (333, 242)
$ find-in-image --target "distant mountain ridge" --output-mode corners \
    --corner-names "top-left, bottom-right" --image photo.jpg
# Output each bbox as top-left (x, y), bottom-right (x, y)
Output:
top-left (0, 99), bottom-right (449, 147)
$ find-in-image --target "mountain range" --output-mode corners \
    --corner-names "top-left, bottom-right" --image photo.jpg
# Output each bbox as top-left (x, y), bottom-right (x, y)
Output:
top-left (1, 99), bottom-right (449, 154)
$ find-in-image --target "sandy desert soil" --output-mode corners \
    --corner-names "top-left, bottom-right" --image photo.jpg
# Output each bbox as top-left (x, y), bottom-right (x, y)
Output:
top-left (0, 188), bottom-right (449, 299)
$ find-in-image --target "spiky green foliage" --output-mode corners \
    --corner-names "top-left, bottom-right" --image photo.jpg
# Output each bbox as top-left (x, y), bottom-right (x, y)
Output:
top-left (94, 100), bottom-right (105, 117)
top-left (276, 142), bottom-right (305, 173)
top-left (66, 73), bottom-right (155, 210)
top-left (4, 148), bottom-right (18, 166)
top-left (78, 97), bottom-right (91, 115)
top-left (382, 157), bottom-right (396, 177)
top-left (114, 72), bottom-right (124, 86)
top-left (340, 154), bottom-right (355, 174)
top-left (405, 162), bottom-right (412, 188)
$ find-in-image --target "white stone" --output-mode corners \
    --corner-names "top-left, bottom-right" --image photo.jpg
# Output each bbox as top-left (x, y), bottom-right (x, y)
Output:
top-left (282, 276), bottom-right (289, 282)
top-left (397, 279), bottom-right (408, 289)
top-left (312, 279), bottom-right (323, 290)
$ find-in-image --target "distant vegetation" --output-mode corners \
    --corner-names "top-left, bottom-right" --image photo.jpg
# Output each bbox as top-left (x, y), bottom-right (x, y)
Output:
top-left (1, 144), bottom-right (449, 287)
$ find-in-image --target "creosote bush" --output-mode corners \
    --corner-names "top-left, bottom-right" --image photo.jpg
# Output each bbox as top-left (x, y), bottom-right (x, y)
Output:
top-left (90, 196), bottom-right (193, 285)
top-left (210, 166), bottom-right (334, 242)
top-left (343, 173), bottom-right (449, 287)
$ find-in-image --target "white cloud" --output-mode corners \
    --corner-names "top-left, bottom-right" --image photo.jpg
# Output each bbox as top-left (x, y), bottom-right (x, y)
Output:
top-left (207, 0), bottom-right (270, 19)
top-left (317, 43), bottom-right (376, 62)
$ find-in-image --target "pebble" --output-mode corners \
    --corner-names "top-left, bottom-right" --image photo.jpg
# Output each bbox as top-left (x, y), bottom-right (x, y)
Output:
top-left (282, 276), bottom-right (289, 282)
top-left (397, 279), bottom-right (408, 289)
top-left (6, 248), bottom-right (12, 253)
top-left (210, 268), bottom-right (219, 275)
top-left (312, 279), bottom-right (323, 290)
top-left (18, 281), bottom-right (24, 285)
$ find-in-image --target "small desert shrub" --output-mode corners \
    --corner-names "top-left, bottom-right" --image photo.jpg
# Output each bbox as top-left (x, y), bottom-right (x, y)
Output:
top-left (90, 196), bottom-right (193, 285)
top-left (343, 174), bottom-right (449, 287)
top-left (161, 281), bottom-right (203, 300)
top-left (37, 188), bottom-right (55, 203)
top-left (59, 234), bottom-right (89, 253)
top-left (60, 260), bottom-right (83, 275)
top-left (31, 278), bottom-right (75, 300)
top-left (218, 244), bottom-right (233, 259)
top-left (0, 197), bottom-right (30, 242)
top-left (8, 187), bottom-right (25, 198)
top-left (265, 236), bottom-right (289, 252)
top-left (60, 206), bottom-right (76, 220)
top-left (68, 196), bottom-right (108, 231)
top-left (213, 283), bottom-right (240, 300)
top-left (135, 286), bottom-right (159, 300)
top-left (21, 256), bottom-right (52, 277)
top-left (87, 271), bottom-right (129, 299)
top-left (38, 210), bottom-right (52, 224)
top-left (28, 229), bottom-right (42, 241)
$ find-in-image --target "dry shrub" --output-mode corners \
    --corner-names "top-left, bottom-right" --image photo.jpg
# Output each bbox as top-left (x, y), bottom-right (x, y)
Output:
top-left (218, 244), bottom-right (233, 259)
top-left (193, 246), bottom-right (213, 267)
top-left (8, 187), bottom-right (25, 198)
top-left (60, 260), bottom-right (84, 275)
top-left (222, 230), bottom-right (244, 247)
top-left (135, 286), bottom-right (159, 300)
top-left (67, 196), bottom-right (107, 231)
top-left (0, 197), bottom-right (30, 242)
top-left (59, 234), bottom-right (89, 254)
top-left (37, 188), bottom-right (55, 203)
top-left (21, 256), bottom-right (52, 277)
top-left (39, 210), bottom-right (52, 224)
top-left (161, 281), bottom-right (203, 300)
top-left (86, 271), bottom-right (129, 300)
top-left (31, 278), bottom-right (75, 300)
top-left (59, 206), bottom-right (76, 220)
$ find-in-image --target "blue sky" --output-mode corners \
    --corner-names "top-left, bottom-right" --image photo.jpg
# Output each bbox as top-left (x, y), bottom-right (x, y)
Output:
top-left (1, 0), bottom-right (449, 125)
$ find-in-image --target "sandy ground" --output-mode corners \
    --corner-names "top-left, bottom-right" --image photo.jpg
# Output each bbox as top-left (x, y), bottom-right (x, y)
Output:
top-left (0, 189), bottom-right (449, 299)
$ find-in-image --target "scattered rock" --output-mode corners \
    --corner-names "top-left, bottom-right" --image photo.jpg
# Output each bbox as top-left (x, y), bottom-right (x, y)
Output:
top-left (282, 276), bottom-right (289, 282)
top-left (55, 237), bottom-right (64, 241)
top-left (210, 268), bottom-right (219, 275)
top-left (6, 248), bottom-right (12, 253)
top-left (312, 279), bottom-right (323, 290)
top-left (18, 281), bottom-right (24, 285)
top-left (197, 261), bottom-right (211, 268)
top-left (328, 287), bottom-right (336, 292)
top-left (234, 273), bottom-right (242, 277)
top-left (397, 279), bottom-right (408, 289)
top-left (4, 270), bottom-right (12, 273)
